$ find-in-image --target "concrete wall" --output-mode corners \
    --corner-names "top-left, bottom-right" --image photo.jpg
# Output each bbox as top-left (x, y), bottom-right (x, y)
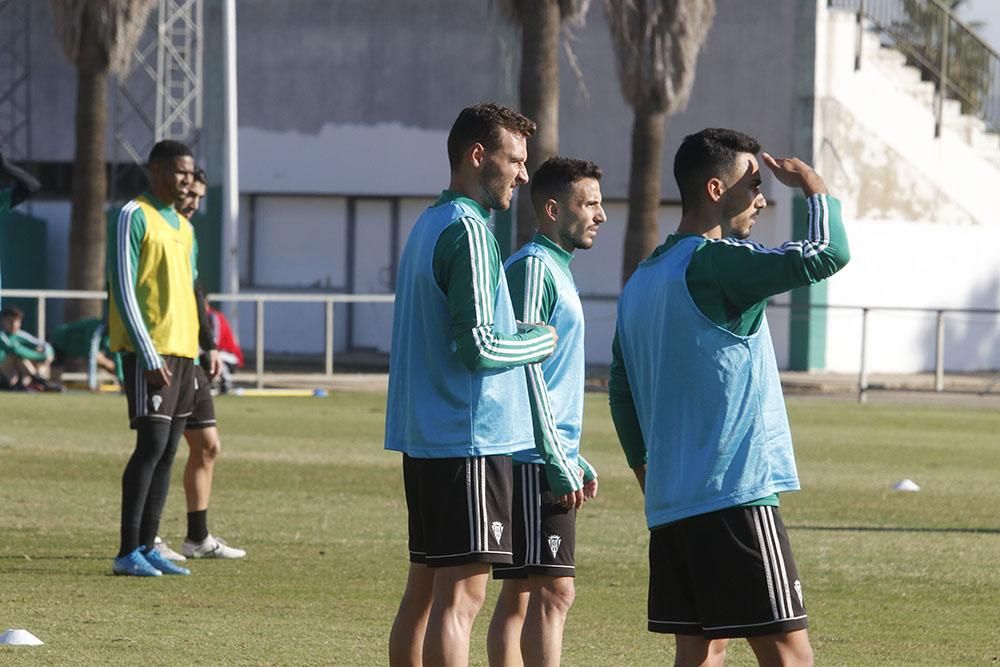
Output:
top-left (24, 1), bottom-right (1000, 372)
top-left (235, 0), bottom-right (802, 202)
top-left (230, 0), bottom-right (803, 366)
top-left (24, 0), bottom-right (805, 368)
top-left (815, 8), bottom-right (1000, 373)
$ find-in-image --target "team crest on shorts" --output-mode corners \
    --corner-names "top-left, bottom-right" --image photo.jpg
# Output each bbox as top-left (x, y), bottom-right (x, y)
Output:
top-left (491, 521), bottom-right (504, 544)
top-left (547, 534), bottom-right (561, 558)
top-left (794, 580), bottom-right (803, 606)
top-left (151, 395), bottom-right (163, 412)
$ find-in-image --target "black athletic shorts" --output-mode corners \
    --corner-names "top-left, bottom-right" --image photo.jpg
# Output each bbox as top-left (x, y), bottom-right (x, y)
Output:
top-left (122, 354), bottom-right (196, 429)
top-left (185, 365), bottom-right (216, 430)
top-left (494, 463), bottom-right (576, 579)
top-left (647, 505), bottom-right (808, 639)
top-left (402, 453), bottom-right (514, 567)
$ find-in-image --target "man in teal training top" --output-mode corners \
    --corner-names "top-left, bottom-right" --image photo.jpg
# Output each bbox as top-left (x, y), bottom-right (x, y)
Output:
top-left (488, 156), bottom-right (604, 667)
top-left (385, 103), bottom-right (557, 666)
top-left (611, 128), bottom-right (850, 667)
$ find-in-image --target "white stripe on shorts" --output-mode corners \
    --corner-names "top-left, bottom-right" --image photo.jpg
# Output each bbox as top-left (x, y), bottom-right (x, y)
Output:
top-left (466, 458), bottom-right (490, 553)
top-left (530, 465), bottom-right (543, 565)
top-left (753, 506), bottom-right (795, 620)
top-left (479, 458), bottom-right (489, 549)
top-left (752, 506), bottom-right (780, 619)
top-left (135, 360), bottom-right (147, 419)
top-left (763, 506), bottom-right (795, 616)
top-left (522, 465), bottom-right (540, 566)
top-left (466, 458), bottom-right (478, 552)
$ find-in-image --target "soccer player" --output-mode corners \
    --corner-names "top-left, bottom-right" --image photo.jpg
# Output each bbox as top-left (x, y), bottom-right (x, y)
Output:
top-left (487, 157), bottom-right (604, 667)
top-left (0, 306), bottom-right (60, 392)
top-left (108, 139), bottom-right (200, 577)
top-left (48, 316), bottom-right (121, 390)
top-left (153, 167), bottom-right (246, 562)
top-left (0, 151), bottom-right (42, 308)
top-left (205, 302), bottom-right (243, 393)
top-left (610, 128), bottom-right (850, 667)
top-left (385, 103), bottom-right (558, 667)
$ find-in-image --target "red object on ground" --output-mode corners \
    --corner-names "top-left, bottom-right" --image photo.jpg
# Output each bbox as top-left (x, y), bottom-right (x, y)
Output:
top-left (208, 307), bottom-right (244, 367)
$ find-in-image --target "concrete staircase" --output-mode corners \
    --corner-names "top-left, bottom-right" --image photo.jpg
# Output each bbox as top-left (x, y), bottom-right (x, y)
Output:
top-left (857, 26), bottom-right (1000, 167)
top-left (817, 8), bottom-right (1000, 226)
top-left (815, 7), bottom-right (1000, 376)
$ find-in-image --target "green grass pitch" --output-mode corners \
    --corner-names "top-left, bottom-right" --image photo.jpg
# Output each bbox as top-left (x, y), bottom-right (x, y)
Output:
top-left (1, 391), bottom-right (999, 665)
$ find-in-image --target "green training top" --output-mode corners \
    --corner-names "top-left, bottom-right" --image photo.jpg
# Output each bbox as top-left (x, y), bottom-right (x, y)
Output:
top-left (430, 191), bottom-right (555, 370)
top-left (106, 192), bottom-right (199, 369)
top-left (506, 233), bottom-right (596, 492)
top-left (609, 193), bottom-right (850, 507)
top-left (0, 328), bottom-right (52, 364)
top-left (49, 318), bottom-right (106, 358)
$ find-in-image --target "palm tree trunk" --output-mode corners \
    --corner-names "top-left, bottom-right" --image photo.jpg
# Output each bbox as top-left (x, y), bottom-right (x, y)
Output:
top-left (65, 20), bottom-right (109, 322)
top-left (621, 106), bottom-right (666, 284)
top-left (515, 0), bottom-right (561, 249)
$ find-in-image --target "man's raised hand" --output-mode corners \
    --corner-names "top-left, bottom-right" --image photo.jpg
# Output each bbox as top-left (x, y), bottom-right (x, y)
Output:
top-left (762, 152), bottom-right (827, 197)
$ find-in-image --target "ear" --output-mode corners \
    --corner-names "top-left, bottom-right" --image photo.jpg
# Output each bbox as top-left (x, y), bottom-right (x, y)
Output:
top-left (543, 198), bottom-right (559, 223)
top-left (706, 177), bottom-right (725, 203)
top-left (469, 142), bottom-right (486, 168)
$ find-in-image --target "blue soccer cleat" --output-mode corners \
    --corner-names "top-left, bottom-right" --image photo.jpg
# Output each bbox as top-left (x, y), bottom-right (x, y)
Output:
top-left (142, 545), bottom-right (191, 575)
top-left (112, 548), bottom-right (163, 577)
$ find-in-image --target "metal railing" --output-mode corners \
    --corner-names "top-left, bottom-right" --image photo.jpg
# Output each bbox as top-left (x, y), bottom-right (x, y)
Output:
top-left (829, 0), bottom-right (1000, 136)
top-left (765, 301), bottom-right (1000, 403)
top-left (3, 289), bottom-right (999, 400)
top-left (1, 288), bottom-right (394, 389)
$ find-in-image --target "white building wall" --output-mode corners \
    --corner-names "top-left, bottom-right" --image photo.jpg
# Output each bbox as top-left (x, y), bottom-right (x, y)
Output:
top-left (29, 2), bottom-right (1000, 373)
top-left (816, 6), bottom-right (1000, 373)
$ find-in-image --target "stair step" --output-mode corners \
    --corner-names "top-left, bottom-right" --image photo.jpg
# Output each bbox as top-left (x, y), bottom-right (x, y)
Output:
top-left (944, 98), bottom-right (964, 118)
top-left (892, 64), bottom-right (923, 84)
top-left (830, 7), bottom-right (1000, 163)
top-left (860, 30), bottom-right (884, 56)
top-left (902, 81), bottom-right (936, 106)
top-left (973, 131), bottom-right (1000, 153)
top-left (872, 46), bottom-right (907, 68)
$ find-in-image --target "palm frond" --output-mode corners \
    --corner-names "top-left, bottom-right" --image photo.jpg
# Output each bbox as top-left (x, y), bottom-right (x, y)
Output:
top-left (604, 0), bottom-right (715, 113)
top-left (49, 0), bottom-right (155, 74)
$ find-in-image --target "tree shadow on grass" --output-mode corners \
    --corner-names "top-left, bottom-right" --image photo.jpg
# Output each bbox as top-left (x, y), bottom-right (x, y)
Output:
top-left (0, 555), bottom-right (109, 562)
top-left (789, 524), bottom-right (1000, 535)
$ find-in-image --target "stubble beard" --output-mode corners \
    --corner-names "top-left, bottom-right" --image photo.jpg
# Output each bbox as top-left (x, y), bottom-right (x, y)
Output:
top-left (563, 230), bottom-right (591, 250)
top-left (479, 160), bottom-right (511, 211)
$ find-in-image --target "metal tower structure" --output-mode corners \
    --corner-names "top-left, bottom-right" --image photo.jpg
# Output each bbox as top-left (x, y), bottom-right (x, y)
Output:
top-left (112, 0), bottom-right (203, 201)
top-left (0, 0), bottom-right (31, 161)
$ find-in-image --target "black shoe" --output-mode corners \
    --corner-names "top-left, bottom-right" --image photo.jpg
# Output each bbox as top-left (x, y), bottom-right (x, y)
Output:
top-left (31, 376), bottom-right (64, 393)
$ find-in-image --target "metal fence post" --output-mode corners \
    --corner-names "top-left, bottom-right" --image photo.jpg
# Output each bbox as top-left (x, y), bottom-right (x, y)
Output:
top-left (37, 295), bottom-right (46, 341)
top-left (255, 299), bottom-right (264, 389)
top-left (935, 310), bottom-right (945, 392)
top-left (325, 299), bottom-right (334, 377)
top-left (935, 9), bottom-right (950, 138)
top-left (854, 0), bottom-right (865, 71)
top-left (858, 307), bottom-right (869, 403)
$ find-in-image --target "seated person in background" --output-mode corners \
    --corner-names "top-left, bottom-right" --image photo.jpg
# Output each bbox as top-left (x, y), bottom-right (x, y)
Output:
top-left (0, 306), bottom-right (61, 392)
top-left (206, 302), bottom-right (243, 393)
top-left (49, 317), bottom-right (123, 390)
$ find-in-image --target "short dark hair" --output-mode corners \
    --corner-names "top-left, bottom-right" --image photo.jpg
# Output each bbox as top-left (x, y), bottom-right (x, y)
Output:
top-left (148, 139), bottom-right (193, 166)
top-left (0, 306), bottom-right (24, 320)
top-left (193, 167), bottom-right (207, 184)
top-left (673, 128), bottom-right (761, 210)
top-left (446, 103), bottom-right (537, 171)
top-left (530, 156), bottom-right (602, 213)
